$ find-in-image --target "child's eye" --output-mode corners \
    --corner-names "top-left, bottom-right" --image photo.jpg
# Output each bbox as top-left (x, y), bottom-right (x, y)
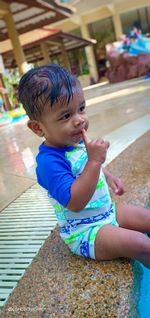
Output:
top-left (60, 113), bottom-right (70, 120)
top-left (79, 105), bottom-right (85, 112)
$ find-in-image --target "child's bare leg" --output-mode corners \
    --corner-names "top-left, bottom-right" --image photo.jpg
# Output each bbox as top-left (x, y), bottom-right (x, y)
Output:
top-left (116, 204), bottom-right (150, 233)
top-left (95, 224), bottom-right (150, 267)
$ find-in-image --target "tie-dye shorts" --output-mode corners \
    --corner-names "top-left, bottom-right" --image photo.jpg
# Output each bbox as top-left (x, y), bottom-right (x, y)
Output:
top-left (66, 216), bottom-right (119, 259)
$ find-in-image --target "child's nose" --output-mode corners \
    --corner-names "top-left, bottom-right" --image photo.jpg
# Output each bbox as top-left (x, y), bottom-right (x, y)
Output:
top-left (73, 114), bottom-right (84, 127)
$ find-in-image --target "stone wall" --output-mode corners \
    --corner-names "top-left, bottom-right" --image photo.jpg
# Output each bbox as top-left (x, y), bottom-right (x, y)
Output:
top-left (107, 51), bottom-right (150, 83)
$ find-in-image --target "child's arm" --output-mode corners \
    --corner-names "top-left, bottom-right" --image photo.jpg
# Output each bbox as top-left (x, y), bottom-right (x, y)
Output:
top-left (67, 130), bottom-right (109, 212)
top-left (103, 168), bottom-right (124, 195)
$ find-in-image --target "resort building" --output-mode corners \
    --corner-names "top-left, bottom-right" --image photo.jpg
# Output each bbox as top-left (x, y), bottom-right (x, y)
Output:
top-left (54, 0), bottom-right (150, 81)
top-left (0, 0), bottom-right (150, 81)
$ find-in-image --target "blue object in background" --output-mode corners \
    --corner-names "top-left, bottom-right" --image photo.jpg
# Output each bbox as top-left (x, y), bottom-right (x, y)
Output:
top-left (129, 37), bottom-right (150, 55)
top-left (138, 265), bottom-right (150, 318)
top-left (131, 203), bottom-right (150, 317)
top-left (117, 36), bottom-right (150, 56)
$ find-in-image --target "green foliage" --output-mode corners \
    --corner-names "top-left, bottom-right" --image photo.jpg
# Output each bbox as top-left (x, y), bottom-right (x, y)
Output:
top-left (95, 30), bottom-right (115, 49)
top-left (69, 48), bottom-right (90, 75)
top-left (2, 69), bottom-right (21, 107)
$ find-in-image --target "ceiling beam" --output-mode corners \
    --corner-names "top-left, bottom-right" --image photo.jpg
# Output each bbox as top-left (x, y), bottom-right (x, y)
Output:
top-left (0, 9), bottom-right (47, 33)
top-left (46, 39), bottom-right (62, 46)
top-left (0, 12), bottom-right (64, 40)
top-left (5, 0), bottom-right (73, 15)
top-left (115, 0), bottom-right (150, 13)
top-left (5, 0), bottom-right (46, 9)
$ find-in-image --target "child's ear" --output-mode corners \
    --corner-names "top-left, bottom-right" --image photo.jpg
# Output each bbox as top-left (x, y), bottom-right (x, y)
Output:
top-left (27, 120), bottom-right (44, 137)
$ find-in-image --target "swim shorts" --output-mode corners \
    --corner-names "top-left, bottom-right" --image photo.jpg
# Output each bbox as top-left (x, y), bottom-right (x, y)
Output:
top-left (64, 208), bottom-right (119, 259)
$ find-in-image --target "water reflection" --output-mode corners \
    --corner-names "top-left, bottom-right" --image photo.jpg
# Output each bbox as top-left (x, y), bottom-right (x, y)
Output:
top-left (0, 120), bottom-right (40, 178)
top-left (21, 147), bottom-right (35, 175)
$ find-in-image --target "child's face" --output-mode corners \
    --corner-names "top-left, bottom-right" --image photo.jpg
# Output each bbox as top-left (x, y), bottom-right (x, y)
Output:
top-left (36, 84), bottom-right (89, 148)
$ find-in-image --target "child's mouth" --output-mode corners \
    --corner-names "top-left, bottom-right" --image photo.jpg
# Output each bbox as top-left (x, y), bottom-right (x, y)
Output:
top-left (72, 131), bottom-right (82, 141)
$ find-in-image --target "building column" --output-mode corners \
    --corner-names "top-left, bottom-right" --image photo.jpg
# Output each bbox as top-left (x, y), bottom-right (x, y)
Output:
top-left (40, 42), bottom-right (51, 65)
top-left (112, 13), bottom-right (123, 40)
top-left (4, 11), bottom-right (28, 74)
top-left (60, 41), bottom-right (71, 71)
top-left (80, 22), bottom-right (98, 82)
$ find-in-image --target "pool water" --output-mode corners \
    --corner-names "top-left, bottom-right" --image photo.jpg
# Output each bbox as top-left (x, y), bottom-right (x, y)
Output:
top-left (138, 265), bottom-right (150, 318)
top-left (130, 261), bottom-right (150, 318)
top-left (132, 204), bottom-right (150, 318)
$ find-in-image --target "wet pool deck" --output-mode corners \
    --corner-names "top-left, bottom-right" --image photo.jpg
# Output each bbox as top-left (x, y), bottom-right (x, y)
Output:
top-left (0, 78), bottom-right (150, 317)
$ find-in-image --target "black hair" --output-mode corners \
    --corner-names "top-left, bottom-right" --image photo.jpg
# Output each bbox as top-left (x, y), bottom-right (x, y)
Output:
top-left (18, 64), bottom-right (79, 120)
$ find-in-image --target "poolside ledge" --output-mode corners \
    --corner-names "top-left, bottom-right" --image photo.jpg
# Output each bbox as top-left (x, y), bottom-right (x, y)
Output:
top-left (1, 131), bottom-right (150, 318)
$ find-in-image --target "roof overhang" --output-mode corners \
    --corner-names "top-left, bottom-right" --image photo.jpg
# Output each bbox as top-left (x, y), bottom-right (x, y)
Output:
top-left (1, 27), bottom-right (96, 68)
top-left (0, 0), bottom-right (76, 41)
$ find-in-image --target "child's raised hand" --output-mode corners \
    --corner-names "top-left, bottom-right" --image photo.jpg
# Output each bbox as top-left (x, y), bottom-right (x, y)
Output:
top-left (82, 129), bottom-right (109, 164)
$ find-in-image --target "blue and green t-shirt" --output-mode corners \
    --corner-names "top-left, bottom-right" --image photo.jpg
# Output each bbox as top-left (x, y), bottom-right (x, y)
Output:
top-left (36, 141), bottom-right (114, 243)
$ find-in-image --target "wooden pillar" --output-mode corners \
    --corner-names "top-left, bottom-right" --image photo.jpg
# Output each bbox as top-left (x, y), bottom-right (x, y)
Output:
top-left (60, 41), bottom-right (71, 71)
top-left (40, 42), bottom-right (51, 65)
top-left (112, 13), bottom-right (123, 40)
top-left (80, 22), bottom-right (98, 82)
top-left (4, 11), bottom-right (28, 74)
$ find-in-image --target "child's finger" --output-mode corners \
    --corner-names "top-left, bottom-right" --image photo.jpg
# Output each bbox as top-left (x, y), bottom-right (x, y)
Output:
top-left (82, 129), bottom-right (89, 147)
